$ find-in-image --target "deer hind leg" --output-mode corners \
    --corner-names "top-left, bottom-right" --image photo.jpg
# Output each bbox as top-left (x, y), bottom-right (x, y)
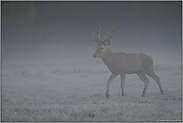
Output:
top-left (147, 71), bottom-right (164, 95)
top-left (136, 72), bottom-right (149, 97)
top-left (105, 74), bottom-right (117, 98)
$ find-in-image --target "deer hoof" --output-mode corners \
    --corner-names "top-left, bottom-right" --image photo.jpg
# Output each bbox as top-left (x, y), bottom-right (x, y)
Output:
top-left (105, 93), bottom-right (109, 98)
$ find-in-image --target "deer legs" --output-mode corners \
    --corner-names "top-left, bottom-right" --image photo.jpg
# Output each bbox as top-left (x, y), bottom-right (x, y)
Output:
top-left (147, 72), bottom-right (164, 95)
top-left (137, 72), bottom-right (149, 97)
top-left (105, 73), bottom-right (126, 98)
top-left (137, 71), bottom-right (164, 96)
top-left (105, 74), bottom-right (117, 98)
top-left (105, 71), bottom-right (163, 98)
top-left (120, 74), bottom-right (126, 96)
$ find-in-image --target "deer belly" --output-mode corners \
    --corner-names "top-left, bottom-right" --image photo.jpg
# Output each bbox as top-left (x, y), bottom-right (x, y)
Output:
top-left (108, 65), bottom-right (126, 74)
top-left (108, 63), bottom-right (141, 74)
top-left (125, 63), bottom-right (142, 74)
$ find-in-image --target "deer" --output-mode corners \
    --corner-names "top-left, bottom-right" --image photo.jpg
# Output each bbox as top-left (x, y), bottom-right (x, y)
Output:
top-left (92, 27), bottom-right (164, 98)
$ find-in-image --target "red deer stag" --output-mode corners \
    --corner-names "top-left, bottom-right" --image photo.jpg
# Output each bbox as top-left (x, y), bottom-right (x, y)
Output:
top-left (93, 27), bottom-right (164, 98)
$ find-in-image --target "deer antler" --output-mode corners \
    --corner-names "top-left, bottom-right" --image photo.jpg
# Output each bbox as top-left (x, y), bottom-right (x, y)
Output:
top-left (106, 27), bottom-right (115, 41)
top-left (93, 27), bottom-right (115, 44)
top-left (92, 27), bottom-right (102, 43)
top-left (102, 27), bottom-right (115, 45)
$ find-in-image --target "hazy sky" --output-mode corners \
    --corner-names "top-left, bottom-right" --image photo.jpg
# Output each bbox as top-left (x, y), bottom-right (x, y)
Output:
top-left (2, 1), bottom-right (182, 63)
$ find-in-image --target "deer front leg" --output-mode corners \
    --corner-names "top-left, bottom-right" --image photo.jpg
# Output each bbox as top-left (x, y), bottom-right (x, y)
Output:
top-left (120, 74), bottom-right (126, 96)
top-left (105, 74), bottom-right (117, 98)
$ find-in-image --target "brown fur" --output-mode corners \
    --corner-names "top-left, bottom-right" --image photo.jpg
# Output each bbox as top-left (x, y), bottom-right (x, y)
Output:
top-left (93, 41), bottom-right (164, 98)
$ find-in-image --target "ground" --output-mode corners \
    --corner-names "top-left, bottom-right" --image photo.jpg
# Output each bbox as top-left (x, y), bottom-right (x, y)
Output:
top-left (1, 44), bottom-right (182, 122)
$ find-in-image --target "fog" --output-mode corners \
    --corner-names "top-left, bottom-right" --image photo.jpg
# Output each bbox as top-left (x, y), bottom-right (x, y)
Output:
top-left (1, 1), bottom-right (182, 122)
top-left (2, 1), bottom-right (181, 67)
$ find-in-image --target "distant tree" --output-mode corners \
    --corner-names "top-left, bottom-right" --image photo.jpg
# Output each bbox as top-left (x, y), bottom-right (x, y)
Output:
top-left (2, 2), bottom-right (38, 45)
top-left (2, 2), bottom-right (37, 25)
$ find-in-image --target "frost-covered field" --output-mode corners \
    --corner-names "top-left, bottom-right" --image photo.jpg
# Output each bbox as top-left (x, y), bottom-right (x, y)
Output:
top-left (2, 44), bottom-right (182, 122)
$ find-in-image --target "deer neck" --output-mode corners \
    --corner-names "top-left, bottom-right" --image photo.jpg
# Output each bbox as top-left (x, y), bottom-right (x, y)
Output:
top-left (101, 47), bottom-right (114, 65)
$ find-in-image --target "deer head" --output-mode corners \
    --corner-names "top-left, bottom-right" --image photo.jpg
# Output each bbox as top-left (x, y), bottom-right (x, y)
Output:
top-left (93, 27), bottom-right (115, 58)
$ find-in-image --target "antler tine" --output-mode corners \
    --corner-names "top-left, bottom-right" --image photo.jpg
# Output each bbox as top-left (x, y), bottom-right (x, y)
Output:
top-left (98, 28), bottom-right (102, 39)
top-left (93, 32), bottom-right (97, 39)
top-left (92, 36), bottom-right (100, 43)
top-left (106, 27), bottom-right (115, 41)
top-left (108, 27), bottom-right (115, 37)
top-left (93, 27), bottom-right (102, 43)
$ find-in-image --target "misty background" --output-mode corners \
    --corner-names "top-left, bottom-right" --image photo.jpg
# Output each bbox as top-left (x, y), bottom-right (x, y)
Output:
top-left (2, 1), bottom-right (182, 69)
top-left (1, 2), bottom-right (182, 121)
